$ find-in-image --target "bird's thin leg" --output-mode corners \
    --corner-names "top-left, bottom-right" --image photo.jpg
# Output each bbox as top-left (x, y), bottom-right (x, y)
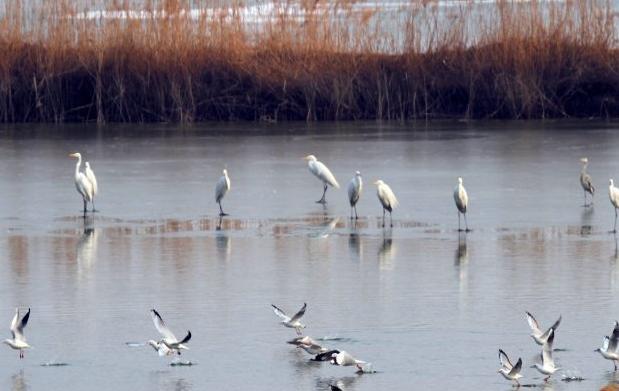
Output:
top-left (91, 200), bottom-right (96, 213)
top-left (83, 199), bottom-right (87, 215)
top-left (544, 376), bottom-right (549, 382)
top-left (390, 211), bottom-right (393, 228)
top-left (584, 190), bottom-right (587, 207)
top-left (350, 207), bottom-right (353, 220)
top-left (219, 201), bottom-right (228, 216)
top-left (382, 208), bottom-right (385, 228)
top-left (354, 205), bottom-right (358, 220)
top-left (458, 212), bottom-right (461, 231)
top-left (464, 213), bottom-right (470, 232)
top-left (615, 208), bottom-right (618, 233)
top-left (316, 184), bottom-right (328, 204)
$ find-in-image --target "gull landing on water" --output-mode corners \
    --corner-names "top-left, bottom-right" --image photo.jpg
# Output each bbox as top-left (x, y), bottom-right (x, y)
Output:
top-left (330, 351), bottom-right (370, 372)
top-left (150, 309), bottom-right (191, 355)
top-left (526, 312), bottom-right (561, 345)
top-left (498, 349), bottom-right (523, 386)
top-left (595, 321), bottom-right (619, 370)
top-left (3, 308), bottom-right (31, 359)
top-left (271, 303), bottom-right (307, 335)
top-left (533, 328), bottom-right (560, 382)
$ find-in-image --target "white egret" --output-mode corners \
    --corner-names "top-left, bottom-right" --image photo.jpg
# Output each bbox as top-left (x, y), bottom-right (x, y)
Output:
top-left (580, 157), bottom-right (594, 207)
top-left (533, 328), bottom-right (559, 382)
top-left (595, 321), bottom-right (619, 370)
top-left (453, 177), bottom-right (469, 231)
top-left (497, 349), bottom-right (523, 386)
top-left (3, 308), bottom-right (31, 359)
top-left (69, 152), bottom-right (93, 215)
top-left (609, 179), bottom-right (619, 233)
top-left (215, 169), bottom-right (231, 216)
top-left (526, 312), bottom-right (561, 345)
top-left (304, 155), bottom-right (339, 204)
top-left (271, 303), bottom-right (307, 335)
top-left (347, 171), bottom-right (363, 219)
top-left (150, 309), bottom-right (191, 355)
top-left (84, 162), bottom-right (98, 212)
top-left (374, 180), bottom-right (398, 227)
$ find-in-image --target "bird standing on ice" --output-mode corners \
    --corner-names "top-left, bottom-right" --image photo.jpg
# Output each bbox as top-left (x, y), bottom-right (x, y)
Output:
top-left (580, 157), bottom-right (594, 207)
top-left (453, 177), bottom-right (469, 232)
top-left (304, 155), bottom-right (339, 204)
top-left (374, 179), bottom-right (398, 227)
top-left (69, 152), bottom-right (94, 215)
top-left (215, 169), bottom-right (231, 216)
top-left (347, 171), bottom-right (363, 220)
top-left (84, 162), bottom-right (98, 212)
top-left (3, 308), bottom-right (31, 359)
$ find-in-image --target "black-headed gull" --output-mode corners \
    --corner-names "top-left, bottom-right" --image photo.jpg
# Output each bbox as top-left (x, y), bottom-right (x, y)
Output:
top-left (498, 349), bottom-right (523, 385)
top-left (595, 321), bottom-right (619, 370)
top-left (533, 328), bottom-right (560, 381)
top-left (147, 340), bottom-right (174, 357)
top-left (330, 351), bottom-right (369, 372)
top-left (526, 311), bottom-right (561, 345)
top-left (150, 309), bottom-right (191, 355)
top-left (3, 308), bottom-right (31, 359)
top-left (271, 303), bottom-right (306, 335)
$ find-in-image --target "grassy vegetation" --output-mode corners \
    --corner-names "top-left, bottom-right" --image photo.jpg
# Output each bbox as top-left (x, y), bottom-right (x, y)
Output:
top-left (0, 0), bottom-right (617, 122)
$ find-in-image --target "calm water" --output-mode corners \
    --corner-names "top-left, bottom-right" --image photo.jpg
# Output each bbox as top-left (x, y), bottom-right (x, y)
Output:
top-left (2, 121), bottom-right (619, 390)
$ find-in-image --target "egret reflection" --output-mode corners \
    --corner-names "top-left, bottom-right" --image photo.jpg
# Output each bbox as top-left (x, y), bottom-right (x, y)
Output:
top-left (378, 230), bottom-right (395, 269)
top-left (215, 232), bottom-right (231, 262)
top-left (580, 206), bottom-right (594, 236)
top-left (77, 216), bottom-right (98, 272)
top-left (348, 221), bottom-right (363, 262)
top-left (310, 217), bottom-right (339, 239)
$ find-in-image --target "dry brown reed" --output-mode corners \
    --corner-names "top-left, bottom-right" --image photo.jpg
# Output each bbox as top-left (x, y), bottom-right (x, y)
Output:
top-left (0, 0), bottom-right (617, 122)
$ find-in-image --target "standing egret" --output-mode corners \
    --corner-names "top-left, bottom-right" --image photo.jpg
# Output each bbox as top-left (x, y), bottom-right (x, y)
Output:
top-left (84, 162), bottom-right (98, 212)
top-left (453, 177), bottom-right (469, 232)
top-left (69, 152), bottom-right (93, 215)
top-left (347, 171), bottom-right (363, 220)
top-left (580, 158), bottom-right (595, 207)
top-left (215, 169), bottom-right (231, 216)
top-left (610, 179), bottom-right (619, 233)
top-left (3, 308), bottom-right (31, 359)
top-left (374, 180), bottom-right (398, 227)
top-left (304, 155), bottom-right (339, 204)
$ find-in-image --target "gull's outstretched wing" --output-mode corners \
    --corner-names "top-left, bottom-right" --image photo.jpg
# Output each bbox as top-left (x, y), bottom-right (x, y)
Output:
top-left (151, 309), bottom-right (177, 342)
top-left (271, 304), bottom-right (291, 322)
top-left (290, 303), bottom-right (307, 323)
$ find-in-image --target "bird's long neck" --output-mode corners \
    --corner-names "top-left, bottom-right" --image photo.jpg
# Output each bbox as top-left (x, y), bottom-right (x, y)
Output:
top-left (581, 163), bottom-right (588, 173)
top-left (74, 156), bottom-right (82, 177)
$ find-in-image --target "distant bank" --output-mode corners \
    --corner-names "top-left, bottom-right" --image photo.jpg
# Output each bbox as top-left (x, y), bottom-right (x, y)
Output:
top-left (0, 0), bottom-right (617, 122)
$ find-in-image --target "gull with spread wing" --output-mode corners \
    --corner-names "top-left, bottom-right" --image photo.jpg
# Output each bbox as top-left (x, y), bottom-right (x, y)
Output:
top-left (3, 308), bottom-right (31, 359)
top-left (271, 303), bottom-right (307, 335)
top-left (150, 309), bottom-right (191, 355)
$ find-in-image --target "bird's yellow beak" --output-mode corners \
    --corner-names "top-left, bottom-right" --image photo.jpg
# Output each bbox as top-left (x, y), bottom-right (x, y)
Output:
top-left (302, 155), bottom-right (310, 160)
top-left (373, 180), bottom-right (380, 185)
top-left (68, 153), bottom-right (77, 158)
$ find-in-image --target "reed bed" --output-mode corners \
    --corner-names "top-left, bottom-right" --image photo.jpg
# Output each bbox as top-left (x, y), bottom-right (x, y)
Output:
top-left (0, 0), bottom-right (617, 122)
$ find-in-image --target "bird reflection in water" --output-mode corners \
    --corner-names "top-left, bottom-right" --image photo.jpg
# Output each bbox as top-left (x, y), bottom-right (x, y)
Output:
top-left (348, 221), bottom-right (363, 262)
top-left (77, 215), bottom-right (98, 272)
top-left (315, 375), bottom-right (360, 391)
top-left (455, 233), bottom-right (469, 297)
top-left (378, 230), bottom-right (395, 269)
top-left (310, 217), bottom-right (339, 239)
top-left (11, 370), bottom-right (27, 391)
top-left (580, 206), bottom-right (594, 236)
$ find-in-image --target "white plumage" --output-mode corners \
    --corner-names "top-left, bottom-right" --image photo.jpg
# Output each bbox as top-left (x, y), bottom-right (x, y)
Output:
top-left (609, 179), bottom-right (619, 232)
top-left (215, 169), bottom-right (231, 216)
top-left (595, 321), bottom-right (619, 370)
top-left (453, 177), bottom-right (469, 231)
top-left (533, 328), bottom-right (559, 381)
top-left (525, 312), bottom-right (561, 345)
top-left (580, 157), bottom-right (594, 206)
top-left (497, 349), bottom-right (523, 385)
top-left (69, 152), bottom-right (94, 215)
top-left (304, 155), bottom-right (339, 204)
top-left (347, 171), bottom-right (363, 220)
top-left (330, 351), bottom-right (369, 372)
top-left (374, 179), bottom-right (398, 227)
top-left (150, 309), bottom-right (191, 355)
top-left (271, 303), bottom-right (307, 335)
top-left (3, 308), bottom-right (31, 359)
top-left (84, 162), bottom-right (98, 212)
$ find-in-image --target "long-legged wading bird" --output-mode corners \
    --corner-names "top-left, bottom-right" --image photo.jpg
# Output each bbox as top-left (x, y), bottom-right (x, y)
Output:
top-left (304, 155), bottom-right (339, 204)
top-left (69, 152), bottom-right (93, 215)
top-left (497, 349), bottom-right (523, 386)
top-left (580, 158), bottom-right (595, 207)
top-left (595, 321), bottom-right (619, 370)
top-left (454, 177), bottom-right (469, 231)
top-left (526, 312), bottom-right (561, 345)
top-left (3, 308), bottom-right (31, 359)
top-left (150, 309), bottom-right (191, 355)
top-left (271, 303), bottom-right (307, 335)
top-left (330, 351), bottom-right (369, 372)
top-left (374, 180), bottom-right (398, 227)
top-left (347, 171), bottom-right (363, 219)
top-left (84, 162), bottom-right (98, 212)
top-left (533, 328), bottom-right (560, 382)
top-left (609, 179), bottom-right (619, 233)
top-left (215, 169), bottom-right (231, 216)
